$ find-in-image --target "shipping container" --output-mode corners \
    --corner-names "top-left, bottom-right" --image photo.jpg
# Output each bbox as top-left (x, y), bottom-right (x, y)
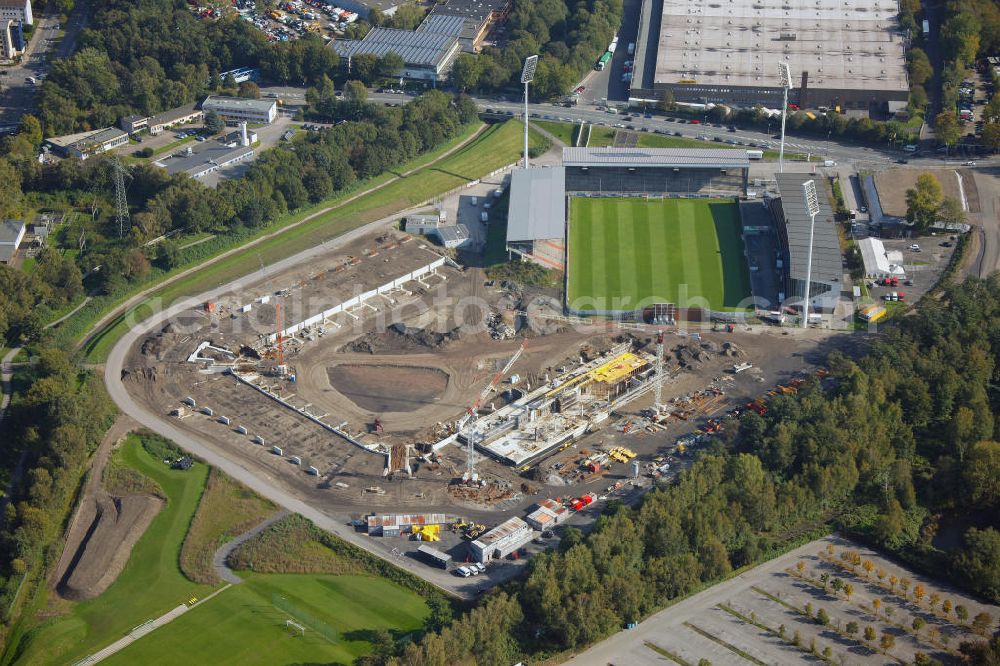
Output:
top-left (271, 446), bottom-right (283, 456)
top-left (218, 415), bottom-right (231, 425)
top-left (253, 435), bottom-right (265, 445)
top-left (202, 407), bottom-right (214, 416)
top-left (290, 455), bottom-right (301, 465)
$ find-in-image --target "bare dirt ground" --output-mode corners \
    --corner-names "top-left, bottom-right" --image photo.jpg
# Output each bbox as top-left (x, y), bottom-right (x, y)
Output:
top-left (118, 218), bottom-right (856, 594)
top-left (52, 416), bottom-right (164, 601)
top-left (874, 168), bottom-right (980, 216)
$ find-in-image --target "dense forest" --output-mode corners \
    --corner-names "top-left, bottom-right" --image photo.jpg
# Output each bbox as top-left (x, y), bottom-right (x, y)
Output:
top-left (448, 0), bottom-right (624, 100)
top-left (384, 276), bottom-right (1000, 665)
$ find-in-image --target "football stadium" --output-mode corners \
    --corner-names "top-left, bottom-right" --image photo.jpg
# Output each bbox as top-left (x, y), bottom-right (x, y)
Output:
top-left (566, 197), bottom-right (751, 313)
top-left (507, 147), bottom-right (757, 320)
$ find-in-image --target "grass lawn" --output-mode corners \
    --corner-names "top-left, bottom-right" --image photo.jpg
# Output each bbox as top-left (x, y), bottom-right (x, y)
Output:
top-left (10, 437), bottom-right (215, 666)
top-left (81, 120), bottom-right (544, 362)
top-left (567, 197), bottom-right (752, 312)
top-left (536, 120), bottom-right (580, 145)
top-left (100, 573), bottom-right (430, 666)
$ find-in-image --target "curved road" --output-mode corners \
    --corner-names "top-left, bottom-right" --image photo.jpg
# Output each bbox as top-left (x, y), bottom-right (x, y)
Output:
top-left (212, 510), bottom-right (290, 584)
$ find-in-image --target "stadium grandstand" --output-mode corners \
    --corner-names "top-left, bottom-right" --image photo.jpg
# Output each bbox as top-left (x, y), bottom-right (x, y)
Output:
top-left (562, 147), bottom-right (749, 197)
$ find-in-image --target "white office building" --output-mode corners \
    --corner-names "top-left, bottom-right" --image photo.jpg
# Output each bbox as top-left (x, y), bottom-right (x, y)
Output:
top-left (201, 96), bottom-right (277, 125)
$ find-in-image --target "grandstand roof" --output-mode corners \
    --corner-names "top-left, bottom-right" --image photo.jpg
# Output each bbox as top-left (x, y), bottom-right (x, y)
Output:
top-left (562, 147), bottom-right (750, 169)
top-left (507, 167), bottom-right (566, 243)
top-left (774, 173), bottom-right (842, 284)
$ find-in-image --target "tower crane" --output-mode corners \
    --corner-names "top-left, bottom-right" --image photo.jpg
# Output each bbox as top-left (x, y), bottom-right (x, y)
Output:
top-left (460, 339), bottom-right (527, 482)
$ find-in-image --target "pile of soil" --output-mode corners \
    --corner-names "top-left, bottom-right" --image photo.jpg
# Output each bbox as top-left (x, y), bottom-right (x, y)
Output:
top-left (55, 493), bottom-right (163, 601)
top-left (140, 323), bottom-right (176, 358)
top-left (341, 324), bottom-right (462, 354)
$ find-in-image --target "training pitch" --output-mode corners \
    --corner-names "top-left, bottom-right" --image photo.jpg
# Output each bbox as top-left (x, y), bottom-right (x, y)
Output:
top-left (567, 197), bottom-right (752, 312)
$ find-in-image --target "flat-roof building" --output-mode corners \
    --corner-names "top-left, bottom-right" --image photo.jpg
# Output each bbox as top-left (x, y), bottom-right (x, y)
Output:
top-left (118, 115), bottom-right (148, 134)
top-left (424, 0), bottom-right (511, 52)
top-left (44, 127), bottom-right (129, 159)
top-left (629, 0), bottom-right (909, 111)
top-left (332, 26), bottom-right (462, 81)
top-left (366, 513), bottom-right (448, 537)
top-left (525, 499), bottom-right (569, 531)
top-left (770, 173), bottom-right (842, 313)
top-left (1, 18), bottom-right (24, 58)
top-left (0, 219), bottom-right (25, 264)
top-left (201, 96), bottom-right (277, 125)
top-left (154, 143), bottom-right (255, 180)
top-left (469, 517), bottom-right (533, 563)
top-left (433, 223), bottom-right (473, 249)
top-left (147, 103), bottom-right (203, 135)
top-left (0, 0), bottom-right (31, 26)
top-left (858, 236), bottom-right (904, 277)
top-left (563, 147), bottom-right (749, 196)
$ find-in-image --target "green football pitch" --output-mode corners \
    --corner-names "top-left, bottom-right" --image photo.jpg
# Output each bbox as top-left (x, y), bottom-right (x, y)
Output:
top-left (567, 197), bottom-right (752, 312)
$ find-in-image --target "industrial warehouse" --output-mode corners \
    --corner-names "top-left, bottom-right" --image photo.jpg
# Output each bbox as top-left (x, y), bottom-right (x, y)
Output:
top-left (628, 0), bottom-right (910, 112)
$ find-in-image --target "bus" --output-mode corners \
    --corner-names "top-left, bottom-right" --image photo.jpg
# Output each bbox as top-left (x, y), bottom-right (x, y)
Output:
top-left (595, 51), bottom-right (612, 70)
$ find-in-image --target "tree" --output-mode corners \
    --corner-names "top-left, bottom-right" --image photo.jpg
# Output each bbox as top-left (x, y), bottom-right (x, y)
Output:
top-left (343, 80), bottom-right (367, 102)
top-left (929, 593), bottom-right (940, 610)
top-left (934, 111), bottom-right (961, 148)
top-left (908, 48), bottom-right (933, 86)
top-left (350, 53), bottom-right (379, 83)
top-left (449, 53), bottom-right (483, 91)
top-left (864, 626), bottom-right (877, 643)
top-left (863, 559), bottom-right (875, 577)
top-left (844, 583), bottom-right (854, 600)
top-left (204, 110), bottom-right (225, 134)
top-left (943, 599), bottom-right (953, 617)
top-left (966, 442), bottom-right (1000, 508)
top-left (973, 612), bottom-right (994, 635)
top-left (955, 528), bottom-right (1000, 600)
top-left (377, 52), bottom-right (404, 78)
top-left (983, 122), bottom-right (1000, 152)
top-left (938, 196), bottom-right (966, 228)
top-left (817, 608), bottom-right (830, 626)
top-left (872, 598), bottom-right (881, 616)
top-left (889, 575), bottom-right (898, 590)
top-left (905, 173), bottom-right (944, 230)
top-left (845, 621), bottom-right (859, 637)
top-left (957, 605), bottom-right (969, 622)
top-left (237, 81), bottom-right (260, 99)
top-left (913, 617), bottom-right (926, 632)
top-left (880, 631), bottom-right (896, 652)
top-left (914, 584), bottom-right (926, 604)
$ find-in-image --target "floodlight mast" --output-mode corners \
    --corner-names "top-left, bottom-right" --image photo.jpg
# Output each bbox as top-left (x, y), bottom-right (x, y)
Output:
top-left (801, 179), bottom-right (821, 329)
top-left (778, 62), bottom-right (791, 174)
top-left (521, 55), bottom-right (538, 168)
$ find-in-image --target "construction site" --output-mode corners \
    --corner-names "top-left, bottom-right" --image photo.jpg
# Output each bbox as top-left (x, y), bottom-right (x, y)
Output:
top-left (121, 224), bottom-right (834, 591)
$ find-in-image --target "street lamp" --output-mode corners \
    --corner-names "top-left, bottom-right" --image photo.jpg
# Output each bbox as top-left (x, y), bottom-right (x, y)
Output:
top-left (801, 179), bottom-right (820, 329)
top-left (778, 61), bottom-right (791, 174)
top-left (520, 55), bottom-right (538, 168)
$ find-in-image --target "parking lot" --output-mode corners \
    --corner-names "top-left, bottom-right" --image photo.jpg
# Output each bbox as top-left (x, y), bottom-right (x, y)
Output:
top-left (866, 237), bottom-right (957, 306)
top-left (567, 534), bottom-right (1000, 666)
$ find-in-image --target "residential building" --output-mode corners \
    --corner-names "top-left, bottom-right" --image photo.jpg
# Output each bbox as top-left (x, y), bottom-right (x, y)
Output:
top-left (0, 0), bottom-right (31, 26)
top-left (44, 127), bottom-right (130, 159)
top-left (201, 95), bottom-right (277, 125)
top-left (469, 517), bottom-right (533, 562)
top-left (0, 219), bottom-right (25, 264)
top-left (147, 103), bottom-right (204, 135)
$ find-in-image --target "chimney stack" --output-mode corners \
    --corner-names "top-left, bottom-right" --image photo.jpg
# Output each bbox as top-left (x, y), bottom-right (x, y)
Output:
top-left (240, 121), bottom-right (249, 147)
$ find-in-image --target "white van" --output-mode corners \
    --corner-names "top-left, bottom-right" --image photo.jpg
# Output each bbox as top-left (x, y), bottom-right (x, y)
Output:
top-left (903, 144), bottom-right (918, 152)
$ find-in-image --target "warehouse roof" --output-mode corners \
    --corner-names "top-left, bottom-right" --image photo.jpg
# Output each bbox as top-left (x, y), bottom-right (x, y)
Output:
top-left (156, 144), bottom-right (254, 177)
top-left (652, 0), bottom-right (908, 93)
top-left (332, 27), bottom-right (460, 68)
top-left (507, 167), bottom-right (565, 243)
top-left (416, 13), bottom-right (466, 37)
top-left (562, 147), bottom-right (750, 169)
top-left (45, 127), bottom-right (127, 150)
top-left (436, 224), bottom-right (470, 244)
top-left (472, 517), bottom-right (530, 548)
top-left (427, 0), bottom-right (508, 23)
top-left (774, 173), bottom-right (842, 285)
